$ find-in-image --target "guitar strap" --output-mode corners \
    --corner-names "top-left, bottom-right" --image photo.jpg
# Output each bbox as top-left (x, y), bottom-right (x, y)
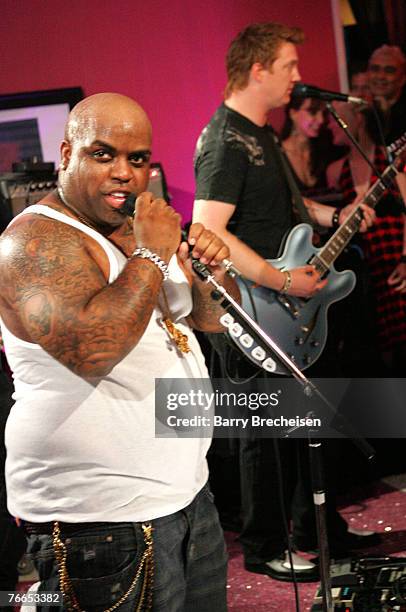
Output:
top-left (270, 130), bottom-right (314, 227)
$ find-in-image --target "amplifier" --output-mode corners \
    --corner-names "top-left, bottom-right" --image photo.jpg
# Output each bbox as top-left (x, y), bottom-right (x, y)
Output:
top-left (0, 171), bottom-right (57, 232)
top-left (0, 162), bottom-right (169, 233)
top-left (311, 557), bottom-right (406, 611)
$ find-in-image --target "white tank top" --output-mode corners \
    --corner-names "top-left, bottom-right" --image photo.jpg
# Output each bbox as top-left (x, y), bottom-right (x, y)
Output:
top-left (1, 205), bottom-right (211, 522)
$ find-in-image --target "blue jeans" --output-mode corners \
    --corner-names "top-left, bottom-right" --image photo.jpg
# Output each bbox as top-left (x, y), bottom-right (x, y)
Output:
top-left (27, 484), bottom-right (228, 611)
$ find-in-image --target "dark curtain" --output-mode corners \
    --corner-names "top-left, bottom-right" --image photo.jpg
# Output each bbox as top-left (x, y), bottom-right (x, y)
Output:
top-left (348, 0), bottom-right (388, 55)
top-left (384, 0), bottom-right (406, 49)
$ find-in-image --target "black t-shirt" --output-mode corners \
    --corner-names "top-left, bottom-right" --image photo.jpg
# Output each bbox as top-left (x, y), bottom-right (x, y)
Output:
top-left (194, 104), bottom-right (294, 259)
top-left (384, 86), bottom-right (406, 145)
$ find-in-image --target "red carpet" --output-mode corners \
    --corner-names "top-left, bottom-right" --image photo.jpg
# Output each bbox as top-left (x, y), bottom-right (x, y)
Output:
top-left (225, 478), bottom-right (406, 611)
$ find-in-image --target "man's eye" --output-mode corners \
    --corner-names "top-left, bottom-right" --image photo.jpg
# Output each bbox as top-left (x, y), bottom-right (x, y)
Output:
top-left (130, 153), bottom-right (151, 167)
top-left (92, 150), bottom-right (112, 160)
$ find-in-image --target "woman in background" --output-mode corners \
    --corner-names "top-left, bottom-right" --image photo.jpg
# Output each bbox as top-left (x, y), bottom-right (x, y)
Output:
top-left (280, 96), bottom-right (347, 200)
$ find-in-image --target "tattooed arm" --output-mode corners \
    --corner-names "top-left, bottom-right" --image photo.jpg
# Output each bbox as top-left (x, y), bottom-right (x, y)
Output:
top-left (179, 223), bottom-right (240, 332)
top-left (188, 274), bottom-right (240, 332)
top-left (0, 196), bottom-right (181, 378)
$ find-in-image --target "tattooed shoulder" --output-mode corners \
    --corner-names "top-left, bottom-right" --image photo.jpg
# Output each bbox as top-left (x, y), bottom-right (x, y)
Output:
top-left (0, 214), bottom-right (106, 321)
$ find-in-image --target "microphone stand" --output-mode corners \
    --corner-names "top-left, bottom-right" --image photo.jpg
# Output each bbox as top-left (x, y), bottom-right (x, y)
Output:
top-left (327, 102), bottom-right (406, 214)
top-left (326, 102), bottom-right (391, 189)
top-left (192, 260), bottom-right (375, 612)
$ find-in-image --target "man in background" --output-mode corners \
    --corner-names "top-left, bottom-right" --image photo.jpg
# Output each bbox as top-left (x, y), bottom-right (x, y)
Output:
top-left (193, 22), bottom-right (376, 582)
top-left (367, 44), bottom-right (406, 144)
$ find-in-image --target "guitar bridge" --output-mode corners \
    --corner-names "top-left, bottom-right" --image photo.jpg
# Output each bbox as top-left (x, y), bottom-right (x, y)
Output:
top-left (276, 294), bottom-right (300, 319)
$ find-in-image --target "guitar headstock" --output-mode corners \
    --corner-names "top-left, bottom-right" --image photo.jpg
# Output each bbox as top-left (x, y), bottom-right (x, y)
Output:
top-left (387, 131), bottom-right (406, 168)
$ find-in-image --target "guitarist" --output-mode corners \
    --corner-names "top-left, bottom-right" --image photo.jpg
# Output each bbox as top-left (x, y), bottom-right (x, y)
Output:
top-left (193, 22), bottom-right (376, 582)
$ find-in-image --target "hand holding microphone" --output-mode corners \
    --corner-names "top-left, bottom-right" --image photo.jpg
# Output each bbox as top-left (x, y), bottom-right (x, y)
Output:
top-left (122, 193), bottom-right (241, 278)
top-left (179, 223), bottom-right (232, 281)
top-left (125, 192), bottom-right (181, 265)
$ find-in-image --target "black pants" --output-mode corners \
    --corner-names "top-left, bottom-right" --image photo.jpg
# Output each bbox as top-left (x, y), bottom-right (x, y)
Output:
top-left (239, 436), bottom-right (349, 563)
top-left (204, 334), bottom-right (349, 564)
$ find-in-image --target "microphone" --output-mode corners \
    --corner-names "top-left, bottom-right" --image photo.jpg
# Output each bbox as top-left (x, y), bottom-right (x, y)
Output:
top-left (292, 82), bottom-right (366, 106)
top-left (180, 229), bottom-right (241, 279)
top-left (121, 194), bottom-right (241, 278)
top-left (120, 193), bottom-right (137, 216)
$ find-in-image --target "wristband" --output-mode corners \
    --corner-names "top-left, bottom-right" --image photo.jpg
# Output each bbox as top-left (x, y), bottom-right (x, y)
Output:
top-left (131, 247), bottom-right (169, 281)
top-left (331, 208), bottom-right (340, 229)
top-left (279, 270), bottom-right (292, 294)
top-left (400, 254), bottom-right (406, 264)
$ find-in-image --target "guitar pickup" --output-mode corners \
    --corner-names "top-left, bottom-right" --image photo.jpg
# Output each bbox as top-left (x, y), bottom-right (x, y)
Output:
top-left (276, 294), bottom-right (299, 318)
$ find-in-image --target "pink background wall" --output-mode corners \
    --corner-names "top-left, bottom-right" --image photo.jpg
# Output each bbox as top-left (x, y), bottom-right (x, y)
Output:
top-left (0, 0), bottom-right (339, 221)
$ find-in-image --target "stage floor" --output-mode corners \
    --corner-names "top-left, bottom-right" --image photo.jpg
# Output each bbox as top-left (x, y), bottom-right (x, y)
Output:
top-left (225, 475), bottom-right (406, 611)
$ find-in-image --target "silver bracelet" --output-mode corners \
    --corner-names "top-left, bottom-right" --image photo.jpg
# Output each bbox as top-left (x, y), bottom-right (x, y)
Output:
top-left (131, 247), bottom-right (169, 281)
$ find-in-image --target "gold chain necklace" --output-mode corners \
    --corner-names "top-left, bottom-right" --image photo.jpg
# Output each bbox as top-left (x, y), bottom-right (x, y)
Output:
top-left (57, 188), bottom-right (102, 231)
top-left (160, 287), bottom-right (191, 353)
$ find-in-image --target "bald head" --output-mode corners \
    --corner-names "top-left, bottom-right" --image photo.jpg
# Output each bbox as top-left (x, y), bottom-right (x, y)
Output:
top-left (65, 93), bottom-right (152, 143)
top-left (58, 92), bottom-right (153, 230)
top-left (369, 45), bottom-right (406, 72)
top-left (368, 45), bottom-right (406, 103)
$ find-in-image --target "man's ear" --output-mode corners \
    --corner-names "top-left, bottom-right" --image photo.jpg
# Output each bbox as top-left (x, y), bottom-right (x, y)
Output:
top-left (251, 62), bottom-right (266, 83)
top-left (59, 140), bottom-right (72, 171)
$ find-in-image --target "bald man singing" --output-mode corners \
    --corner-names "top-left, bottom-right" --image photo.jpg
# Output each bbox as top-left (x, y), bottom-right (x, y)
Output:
top-left (0, 93), bottom-right (235, 611)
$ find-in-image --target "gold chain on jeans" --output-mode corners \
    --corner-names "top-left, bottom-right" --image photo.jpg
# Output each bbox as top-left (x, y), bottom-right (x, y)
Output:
top-left (52, 521), bottom-right (154, 612)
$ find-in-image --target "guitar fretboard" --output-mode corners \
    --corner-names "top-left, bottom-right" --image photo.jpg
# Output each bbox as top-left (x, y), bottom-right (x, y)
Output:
top-left (310, 164), bottom-right (398, 274)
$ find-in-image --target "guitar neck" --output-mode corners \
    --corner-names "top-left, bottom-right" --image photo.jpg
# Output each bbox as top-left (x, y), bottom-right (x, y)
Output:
top-left (311, 163), bottom-right (398, 274)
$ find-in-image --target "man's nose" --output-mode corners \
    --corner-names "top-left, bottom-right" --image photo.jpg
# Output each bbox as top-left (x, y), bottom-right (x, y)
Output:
top-left (111, 157), bottom-right (132, 181)
top-left (315, 111), bottom-right (324, 124)
top-left (293, 67), bottom-right (301, 82)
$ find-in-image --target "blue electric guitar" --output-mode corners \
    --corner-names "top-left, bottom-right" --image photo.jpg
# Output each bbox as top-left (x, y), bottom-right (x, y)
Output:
top-left (223, 135), bottom-right (406, 375)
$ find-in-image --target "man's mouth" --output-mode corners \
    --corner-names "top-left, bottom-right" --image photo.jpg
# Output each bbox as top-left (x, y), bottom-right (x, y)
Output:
top-left (103, 191), bottom-right (131, 209)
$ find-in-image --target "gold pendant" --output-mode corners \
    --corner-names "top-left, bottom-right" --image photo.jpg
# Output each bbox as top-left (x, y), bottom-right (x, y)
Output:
top-left (163, 318), bottom-right (191, 353)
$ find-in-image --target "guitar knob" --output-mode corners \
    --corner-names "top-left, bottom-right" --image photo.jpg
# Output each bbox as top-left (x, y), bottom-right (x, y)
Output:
top-left (295, 336), bottom-right (305, 345)
top-left (300, 325), bottom-right (309, 333)
top-left (303, 354), bottom-right (312, 365)
top-left (288, 354), bottom-right (296, 362)
top-left (310, 339), bottom-right (320, 347)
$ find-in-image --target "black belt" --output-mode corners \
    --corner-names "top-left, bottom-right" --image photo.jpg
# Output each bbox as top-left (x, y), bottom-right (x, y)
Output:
top-left (24, 521), bottom-right (123, 536)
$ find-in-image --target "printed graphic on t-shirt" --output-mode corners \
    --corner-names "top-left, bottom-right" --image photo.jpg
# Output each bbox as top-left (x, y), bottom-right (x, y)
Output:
top-left (224, 127), bottom-right (265, 166)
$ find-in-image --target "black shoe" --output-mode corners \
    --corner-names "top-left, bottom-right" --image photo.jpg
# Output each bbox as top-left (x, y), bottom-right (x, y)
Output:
top-left (294, 529), bottom-right (381, 557)
top-left (344, 528), bottom-right (382, 549)
top-left (245, 551), bottom-right (319, 583)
